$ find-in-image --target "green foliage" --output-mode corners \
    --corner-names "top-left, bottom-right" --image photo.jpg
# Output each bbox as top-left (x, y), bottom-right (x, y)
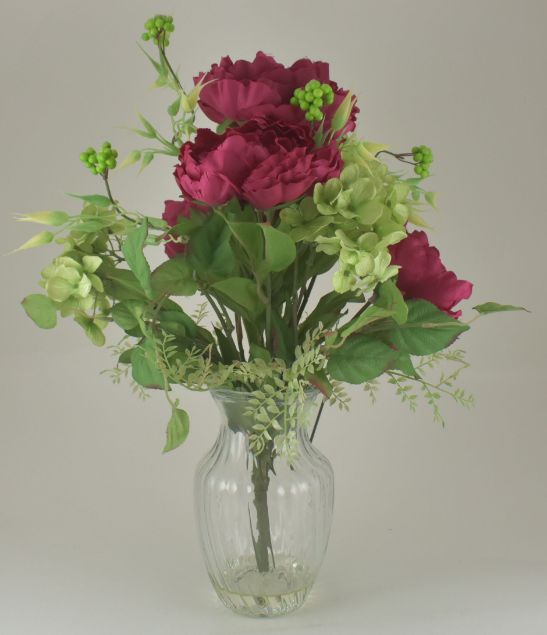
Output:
top-left (327, 334), bottom-right (399, 383)
top-left (163, 407), bottom-right (190, 453)
top-left (472, 302), bottom-right (529, 315)
top-left (381, 300), bottom-right (469, 355)
top-left (121, 220), bottom-right (153, 299)
top-left (151, 257), bottom-right (197, 297)
top-left (21, 294), bottom-right (57, 329)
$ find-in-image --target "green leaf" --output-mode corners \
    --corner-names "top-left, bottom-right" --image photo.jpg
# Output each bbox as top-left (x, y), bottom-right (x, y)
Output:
top-left (163, 407), bottom-right (190, 453)
top-left (121, 220), bottom-right (153, 299)
top-left (339, 306), bottom-right (394, 340)
top-left (228, 221), bottom-right (263, 265)
top-left (21, 294), bottom-right (57, 329)
top-left (216, 119), bottom-right (234, 134)
top-left (139, 152), bottom-right (154, 173)
top-left (328, 335), bottom-right (399, 383)
top-left (249, 343), bottom-right (272, 363)
top-left (376, 280), bottom-right (408, 325)
top-left (473, 302), bottom-right (529, 315)
top-left (167, 96), bottom-right (181, 117)
top-left (118, 151), bottom-right (141, 169)
top-left (385, 299), bottom-right (469, 355)
top-left (261, 225), bottom-right (296, 272)
top-left (300, 290), bottom-right (357, 335)
top-left (211, 278), bottom-right (263, 317)
top-left (137, 112), bottom-right (157, 136)
top-left (84, 321), bottom-right (106, 347)
top-left (13, 231), bottom-right (54, 252)
top-left (111, 300), bottom-right (145, 332)
top-left (16, 211), bottom-right (70, 226)
top-left (68, 193), bottom-right (112, 207)
top-left (270, 308), bottom-right (296, 363)
top-left (101, 266), bottom-right (148, 301)
top-left (214, 327), bottom-right (239, 364)
top-left (151, 256), bottom-right (197, 297)
top-left (131, 342), bottom-right (163, 389)
top-left (188, 214), bottom-right (235, 281)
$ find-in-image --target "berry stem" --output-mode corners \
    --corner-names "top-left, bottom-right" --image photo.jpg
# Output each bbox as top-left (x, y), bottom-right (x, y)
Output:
top-left (158, 43), bottom-right (183, 93)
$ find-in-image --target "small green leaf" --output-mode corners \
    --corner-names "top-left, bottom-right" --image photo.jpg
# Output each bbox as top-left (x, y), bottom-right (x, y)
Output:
top-left (111, 301), bottom-right (145, 332)
top-left (163, 407), bottom-right (190, 453)
top-left (473, 302), bottom-right (529, 315)
top-left (84, 322), bottom-right (106, 347)
top-left (216, 119), bottom-right (234, 134)
top-left (68, 193), bottom-right (112, 207)
top-left (151, 257), bottom-right (197, 297)
top-left (137, 112), bottom-right (157, 136)
top-left (118, 151), bottom-right (142, 169)
top-left (13, 231), bottom-right (54, 252)
top-left (121, 220), bottom-right (153, 299)
top-left (16, 211), bottom-right (70, 226)
top-left (21, 294), bottom-right (57, 329)
top-left (139, 152), bottom-right (154, 173)
top-left (167, 97), bottom-right (181, 117)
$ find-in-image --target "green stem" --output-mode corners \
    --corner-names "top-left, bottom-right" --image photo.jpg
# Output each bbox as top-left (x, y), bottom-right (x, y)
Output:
top-left (251, 446), bottom-right (275, 573)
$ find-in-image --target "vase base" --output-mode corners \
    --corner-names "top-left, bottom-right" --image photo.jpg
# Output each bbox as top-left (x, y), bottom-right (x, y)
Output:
top-left (211, 556), bottom-right (312, 617)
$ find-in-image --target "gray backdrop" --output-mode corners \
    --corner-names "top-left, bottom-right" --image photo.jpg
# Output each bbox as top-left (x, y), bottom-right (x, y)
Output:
top-left (1, 1), bottom-right (546, 633)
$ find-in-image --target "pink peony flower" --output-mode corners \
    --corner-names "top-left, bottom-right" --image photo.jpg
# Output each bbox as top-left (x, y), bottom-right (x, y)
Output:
top-left (389, 230), bottom-right (473, 318)
top-left (174, 118), bottom-right (342, 210)
top-left (162, 199), bottom-right (209, 258)
top-left (195, 51), bottom-right (358, 135)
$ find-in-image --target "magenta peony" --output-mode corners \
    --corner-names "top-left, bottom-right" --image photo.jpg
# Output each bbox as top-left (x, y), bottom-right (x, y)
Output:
top-left (389, 230), bottom-right (473, 318)
top-left (173, 118), bottom-right (342, 209)
top-left (195, 51), bottom-right (358, 134)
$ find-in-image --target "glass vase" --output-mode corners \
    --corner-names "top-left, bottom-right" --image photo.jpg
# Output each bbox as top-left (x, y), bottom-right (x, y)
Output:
top-left (194, 388), bottom-right (334, 617)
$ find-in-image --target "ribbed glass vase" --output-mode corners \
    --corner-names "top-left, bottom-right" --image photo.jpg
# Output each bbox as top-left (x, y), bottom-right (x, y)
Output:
top-left (194, 388), bottom-right (334, 618)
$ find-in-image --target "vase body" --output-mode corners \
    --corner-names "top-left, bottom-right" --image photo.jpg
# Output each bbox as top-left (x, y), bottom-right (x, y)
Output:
top-left (194, 388), bottom-right (334, 617)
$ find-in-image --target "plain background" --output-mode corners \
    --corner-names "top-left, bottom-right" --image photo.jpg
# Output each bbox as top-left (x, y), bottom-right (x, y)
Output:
top-left (1, 1), bottom-right (546, 633)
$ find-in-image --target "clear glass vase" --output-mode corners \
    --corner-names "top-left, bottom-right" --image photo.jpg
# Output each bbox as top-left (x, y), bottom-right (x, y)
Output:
top-left (194, 388), bottom-right (334, 617)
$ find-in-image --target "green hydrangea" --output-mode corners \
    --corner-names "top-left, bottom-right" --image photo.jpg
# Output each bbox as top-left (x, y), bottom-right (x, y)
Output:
top-left (281, 139), bottom-right (423, 294)
top-left (40, 254), bottom-right (107, 312)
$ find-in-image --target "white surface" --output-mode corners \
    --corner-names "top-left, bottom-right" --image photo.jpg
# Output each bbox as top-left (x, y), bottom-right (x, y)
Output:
top-left (1, 0), bottom-right (546, 633)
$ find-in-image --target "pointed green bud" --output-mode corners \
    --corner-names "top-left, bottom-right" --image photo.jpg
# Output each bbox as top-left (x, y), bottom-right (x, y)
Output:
top-left (16, 211), bottom-right (69, 226)
top-left (13, 231), bottom-right (54, 253)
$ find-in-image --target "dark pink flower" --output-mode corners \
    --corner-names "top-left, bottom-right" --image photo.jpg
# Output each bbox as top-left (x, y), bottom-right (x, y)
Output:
top-left (389, 230), bottom-right (473, 318)
top-left (174, 118), bottom-right (342, 209)
top-left (195, 51), bottom-right (358, 135)
top-left (162, 199), bottom-right (209, 258)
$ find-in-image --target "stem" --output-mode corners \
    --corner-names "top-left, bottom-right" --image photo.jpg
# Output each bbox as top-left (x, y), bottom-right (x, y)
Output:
top-left (265, 275), bottom-right (272, 349)
top-left (310, 398), bottom-right (326, 443)
top-left (235, 315), bottom-right (245, 361)
top-left (251, 446), bottom-right (275, 573)
top-left (158, 44), bottom-right (184, 92)
top-left (102, 174), bottom-right (134, 223)
top-left (297, 275), bottom-right (316, 321)
top-left (375, 149), bottom-right (417, 167)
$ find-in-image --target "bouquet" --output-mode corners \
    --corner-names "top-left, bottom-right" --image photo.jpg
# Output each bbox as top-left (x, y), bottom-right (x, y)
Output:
top-left (14, 14), bottom-right (526, 616)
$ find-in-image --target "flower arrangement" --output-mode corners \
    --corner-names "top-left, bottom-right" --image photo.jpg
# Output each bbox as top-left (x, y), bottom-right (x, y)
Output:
top-left (17, 14), bottom-right (525, 458)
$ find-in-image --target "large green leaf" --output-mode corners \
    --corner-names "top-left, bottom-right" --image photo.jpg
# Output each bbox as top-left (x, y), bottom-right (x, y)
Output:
top-left (211, 277), bottom-right (263, 317)
top-left (121, 220), bottom-right (153, 299)
top-left (111, 300), bottom-right (145, 332)
top-left (384, 299), bottom-right (469, 355)
top-left (299, 290), bottom-right (358, 335)
top-left (261, 225), bottom-right (296, 272)
top-left (21, 294), bottom-right (57, 329)
top-left (473, 302), bottom-right (529, 315)
top-left (101, 266), bottom-right (148, 301)
top-left (151, 257), bottom-right (197, 297)
top-left (163, 407), bottom-right (190, 453)
top-left (339, 305), bottom-right (394, 340)
top-left (228, 221), bottom-right (263, 265)
top-left (327, 335), bottom-right (399, 384)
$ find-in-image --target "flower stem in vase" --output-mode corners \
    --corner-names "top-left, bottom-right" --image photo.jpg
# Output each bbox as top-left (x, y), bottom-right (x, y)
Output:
top-left (250, 443), bottom-right (276, 573)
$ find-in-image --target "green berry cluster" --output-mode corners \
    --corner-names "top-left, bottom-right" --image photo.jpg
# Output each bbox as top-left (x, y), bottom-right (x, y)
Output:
top-left (412, 145), bottom-right (433, 178)
top-left (80, 142), bottom-right (118, 175)
top-left (290, 79), bottom-right (335, 122)
top-left (141, 15), bottom-right (174, 46)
